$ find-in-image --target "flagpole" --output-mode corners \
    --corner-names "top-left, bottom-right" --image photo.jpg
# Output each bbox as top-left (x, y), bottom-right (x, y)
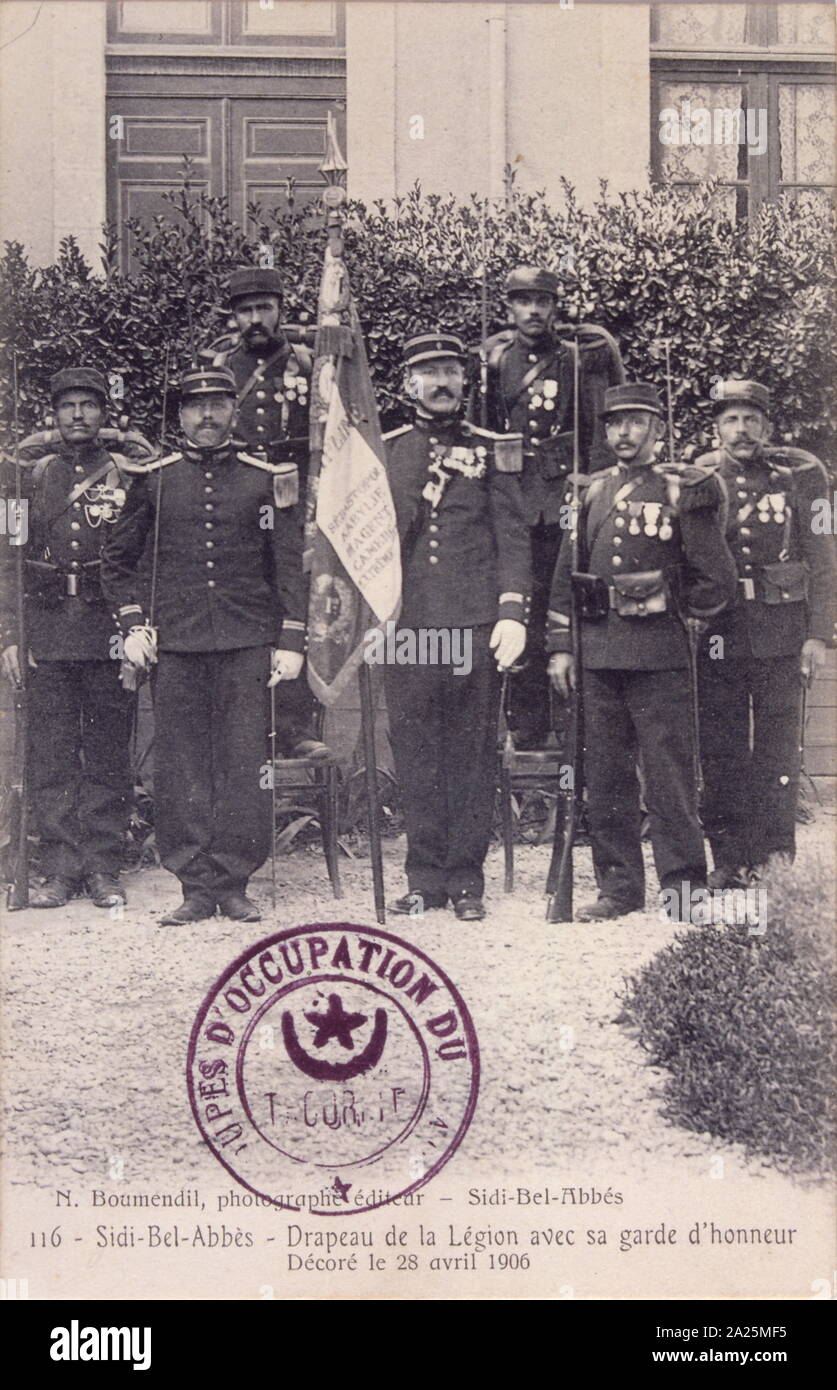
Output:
top-left (359, 662), bottom-right (386, 923)
top-left (316, 113), bottom-right (387, 923)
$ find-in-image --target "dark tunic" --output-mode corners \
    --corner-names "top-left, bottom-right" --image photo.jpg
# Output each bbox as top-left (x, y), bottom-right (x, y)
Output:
top-left (383, 413), bottom-right (531, 899)
top-left (695, 444), bottom-right (837, 869)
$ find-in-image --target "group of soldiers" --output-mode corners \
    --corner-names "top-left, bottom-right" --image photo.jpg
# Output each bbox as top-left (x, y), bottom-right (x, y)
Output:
top-left (2, 262), bottom-right (834, 925)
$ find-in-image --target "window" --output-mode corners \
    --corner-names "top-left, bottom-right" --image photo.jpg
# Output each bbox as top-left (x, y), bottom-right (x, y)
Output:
top-left (651, 2), bottom-right (836, 217)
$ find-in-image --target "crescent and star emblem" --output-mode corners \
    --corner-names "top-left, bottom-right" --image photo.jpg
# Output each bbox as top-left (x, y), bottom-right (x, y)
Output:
top-left (281, 992), bottom-right (388, 1082)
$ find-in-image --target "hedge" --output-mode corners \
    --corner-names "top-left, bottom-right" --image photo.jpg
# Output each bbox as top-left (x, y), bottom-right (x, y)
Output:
top-left (1, 172), bottom-right (835, 464)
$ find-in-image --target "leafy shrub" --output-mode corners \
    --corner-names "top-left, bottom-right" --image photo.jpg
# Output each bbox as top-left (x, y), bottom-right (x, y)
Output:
top-left (620, 904), bottom-right (836, 1174)
top-left (1, 173), bottom-right (834, 462)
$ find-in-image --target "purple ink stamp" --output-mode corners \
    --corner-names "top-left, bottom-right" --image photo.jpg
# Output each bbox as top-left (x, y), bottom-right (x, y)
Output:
top-left (187, 924), bottom-right (479, 1215)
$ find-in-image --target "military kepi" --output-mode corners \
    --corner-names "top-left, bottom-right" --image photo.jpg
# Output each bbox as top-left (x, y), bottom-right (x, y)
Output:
top-left (403, 332), bottom-right (467, 367)
top-left (227, 266), bottom-right (283, 304)
top-left (178, 366), bottom-right (237, 399)
top-left (505, 266), bottom-right (560, 299)
top-left (50, 366), bottom-right (108, 404)
top-left (601, 382), bottom-right (663, 417)
top-left (711, 379), bottom-right (770, 415)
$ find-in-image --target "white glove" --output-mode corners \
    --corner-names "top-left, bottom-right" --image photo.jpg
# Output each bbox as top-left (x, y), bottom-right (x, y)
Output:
top-left (123, 625), bottom-right (158, 671)
top-left (489, 619), bottom-right (527, 672)
top-left (268, 649), bottom-right (305, 687)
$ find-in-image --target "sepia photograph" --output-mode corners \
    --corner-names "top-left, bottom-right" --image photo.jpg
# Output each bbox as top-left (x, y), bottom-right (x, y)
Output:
top-left (0, 0), bottom-right (835, 1318)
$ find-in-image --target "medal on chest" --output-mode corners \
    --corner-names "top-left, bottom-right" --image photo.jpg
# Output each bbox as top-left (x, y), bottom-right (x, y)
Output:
top-left (83, 481), bottom-right (126, 528)
top-left (529, 377), bottom-right (558, 413)
top-left (422, 441), bottom-right (487, 508)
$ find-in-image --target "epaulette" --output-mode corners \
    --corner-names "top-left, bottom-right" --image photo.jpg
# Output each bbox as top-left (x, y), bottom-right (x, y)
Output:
top-left (382, 424), bottom-right (412, 443)
top-left (237, 451), bottom-right (287, 473)
top-left (288, 343), bottom-right (313, 375)
top-left (200, 332), bottom-right (240, 365)
top-left (483, 330), bottom-right (515, 370)
top-left (463, 421), bottom-right (517, 443)
top-left (763, 445), bottom-right (826, 477)
top-left (577, 466), bottom-right (615, 504)
top-left (120, 452), bottom-right (181, 475)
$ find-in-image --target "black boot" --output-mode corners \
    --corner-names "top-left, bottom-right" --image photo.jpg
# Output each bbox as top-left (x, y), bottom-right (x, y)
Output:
top-left (29, 877), bottom-right (78, 909)
top-left (217, 890), bottom-right (262, 922)
top-left (160, 894), bottom-right (216, 926)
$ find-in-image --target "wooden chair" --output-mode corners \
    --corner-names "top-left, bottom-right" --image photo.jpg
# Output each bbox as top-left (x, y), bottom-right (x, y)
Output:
top-left (270, 701), bottom-right (342, 898)
top-left (497, 684), bottom-right (566, 894)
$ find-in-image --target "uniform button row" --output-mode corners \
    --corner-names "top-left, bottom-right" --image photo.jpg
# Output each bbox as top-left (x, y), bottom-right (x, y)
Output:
top-left (206, 540), bottom-right (214, 548)
top-left (71, 521), bottom-right (80, 531)
top-left (741, 546), bottom-right (751, 556)
top-left (612, 555), bottom-right (622, 567)
top-left (429, 556), bottom-right (439, 565)
top-left (205, 522), bottom-right (213, 530)
top-left (205, 503), bottom-right (214, 512)
top-left (429, 539), bottom-right (439, 549)
top-left (613, 536), bottom-right (622, 547)
top-left (204, 471), bottom-right (213, 479)
top-left (740, 527), bottom-right (751, 538)
top-left (206, 560), bottom-right (214, 569)
top-left (208, 580), bottom-right (216, 588)
top-left (73, 501), bottom-right (81, 510)
top-left (204, 486), bottom-right (213, 495)
top-left (70, 540), bottom-right (80, 549)
top-left (74, 465), bottom-right (84, 475)
top-left (429, 524), bottom-right (439, 533)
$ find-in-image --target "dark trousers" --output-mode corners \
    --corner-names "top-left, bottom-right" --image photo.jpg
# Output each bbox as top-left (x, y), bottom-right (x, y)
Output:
top-left (509, 520), bottom-right (563, 746)
top-left (698, 650), bottom-right (801, 868)
top-left (385, 625), bottom-right (500, 899)
top-left (583, 666), bottom-right (706, 908)
top-left (28, 659), bottom-right (132, 881)
top-left (153, 646), bottom-right (271, 898)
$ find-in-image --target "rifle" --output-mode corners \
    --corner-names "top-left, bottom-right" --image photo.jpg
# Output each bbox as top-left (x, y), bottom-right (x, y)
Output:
top-left (478, 199), bottom-right (489, 428)
top-left (6, 350), bottom-right (30, 909)
top-left (121, 345), bottom-right (170, 699)
top-left (545, 333), bottom-right (584, 922)
top-left (661, 339), bottom-right (704, 801)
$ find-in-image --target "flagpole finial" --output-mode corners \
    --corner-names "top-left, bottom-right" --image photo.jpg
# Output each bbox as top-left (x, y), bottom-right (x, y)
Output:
top-left (320, 109), bottom-right (348, 256)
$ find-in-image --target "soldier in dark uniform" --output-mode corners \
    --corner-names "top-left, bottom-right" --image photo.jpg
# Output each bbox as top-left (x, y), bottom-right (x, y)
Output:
top-left (469, 265), bottom-right (624, 749)
top-left (203, 265), bottom-right (325, 759)
top-left (384, 332), bottom-right (531, 921)
top-left (0, 367), bottom-right (136, 909)
top-left (100, 367), bottom-right (307, 926)
top-left (692, 380), bottom-right (836, 887)
top-left (547, 383), bottom-right (737, 922)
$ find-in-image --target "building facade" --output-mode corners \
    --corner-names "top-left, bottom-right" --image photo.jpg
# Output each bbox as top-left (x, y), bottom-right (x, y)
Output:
top-left (1, 2), bottom-right (834, 270)
top-left (1, 0), bottom-right (835, 781)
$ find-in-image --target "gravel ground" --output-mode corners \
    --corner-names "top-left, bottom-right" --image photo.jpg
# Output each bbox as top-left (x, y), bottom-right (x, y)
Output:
top-left (2, 816), bottom-right (833, 1192)
top-left (2, 816), bottom-right (833, 1299)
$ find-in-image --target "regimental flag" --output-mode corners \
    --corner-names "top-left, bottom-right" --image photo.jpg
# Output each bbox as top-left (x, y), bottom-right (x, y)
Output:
top-left (305, 263), bottom-right (401, 706)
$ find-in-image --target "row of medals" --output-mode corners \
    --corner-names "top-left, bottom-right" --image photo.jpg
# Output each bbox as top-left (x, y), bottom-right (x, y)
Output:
top-left (274, 373), bottom-right (309, 405)
top-left (618, 500), bottom-right (674, 540)
top-left (530, 379), bottom-right (558, 411)
top-left (748, 492), bottom-right (787, 523)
